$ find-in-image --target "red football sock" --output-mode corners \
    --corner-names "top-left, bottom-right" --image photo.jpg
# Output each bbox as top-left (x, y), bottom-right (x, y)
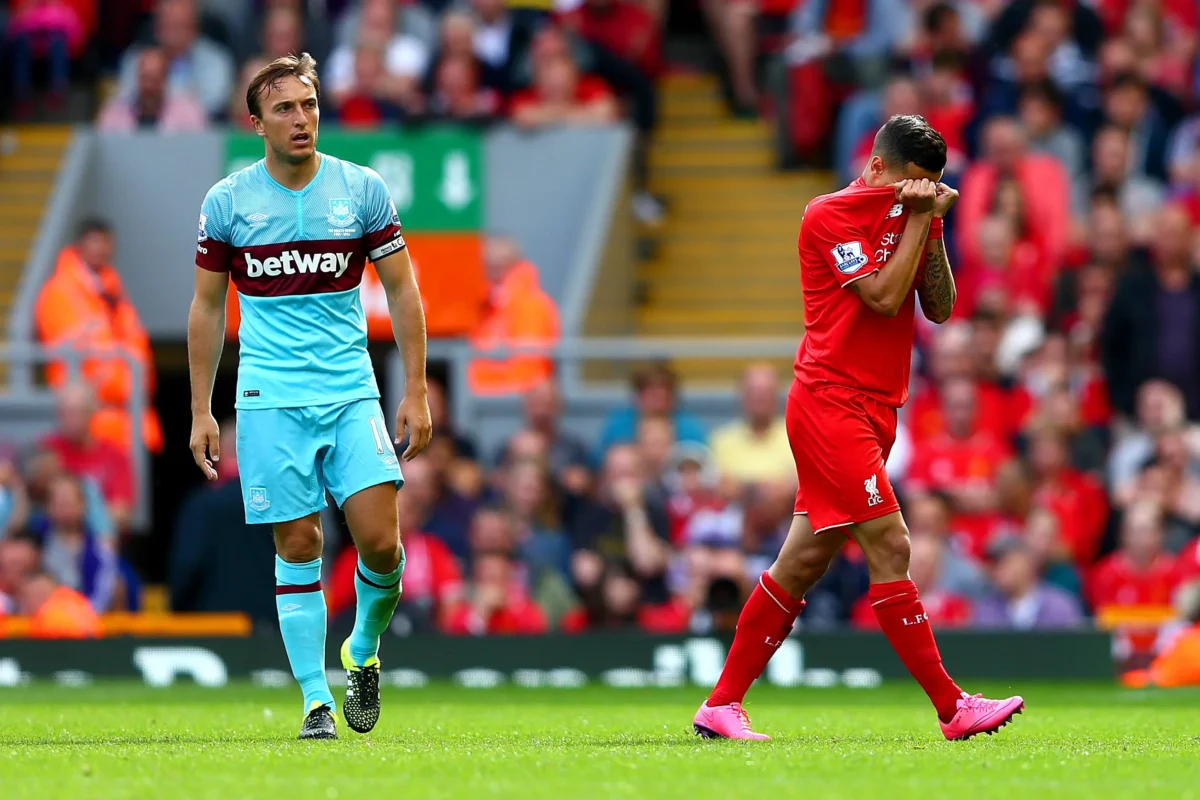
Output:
top-left (707, 572), bottom-right (805, 707)
top-left (869, 579), bottom-right (962, 721)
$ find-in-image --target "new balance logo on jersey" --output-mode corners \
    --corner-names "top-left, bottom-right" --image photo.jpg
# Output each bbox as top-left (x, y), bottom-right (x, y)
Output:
top-left (244, 250), bottom-right (353, 279)
top-left (886, 203), bottom-right (904, 219)
top-left (865, 474), bottom-right (883, 507)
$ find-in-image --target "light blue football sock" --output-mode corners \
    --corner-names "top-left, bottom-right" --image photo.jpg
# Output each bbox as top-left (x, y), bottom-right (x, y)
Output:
top-left (275, 556), bottom-right (335, 715)
top-left (348, 548), bottom-right (404, 666)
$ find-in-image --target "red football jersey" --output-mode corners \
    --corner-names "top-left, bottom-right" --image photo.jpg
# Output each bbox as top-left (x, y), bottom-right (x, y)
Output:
top-left (906, 429), bottom-right (1014, 557)
top-left (1087, 553), bottom-right (1180, 610)
top-left (795, 178), bottom-right (924, 408)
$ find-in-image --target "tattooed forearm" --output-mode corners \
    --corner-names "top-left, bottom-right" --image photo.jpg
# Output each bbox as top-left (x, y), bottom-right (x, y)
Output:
top-left (919, 238), bottom-right (956, 324)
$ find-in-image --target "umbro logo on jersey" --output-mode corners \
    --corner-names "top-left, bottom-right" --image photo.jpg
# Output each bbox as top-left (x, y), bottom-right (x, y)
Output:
top-left (244, 250), bottom-right (353, 279)
top-left (886, 203), bottom-right (904, 219)
top-left (246, 212), bottom-right (268, 227)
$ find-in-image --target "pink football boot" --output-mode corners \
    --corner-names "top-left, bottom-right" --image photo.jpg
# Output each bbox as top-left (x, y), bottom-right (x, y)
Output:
top-left (693, 702), bottom-right (772, 741)
top-left (940, 692), bottom-right (1025, 740)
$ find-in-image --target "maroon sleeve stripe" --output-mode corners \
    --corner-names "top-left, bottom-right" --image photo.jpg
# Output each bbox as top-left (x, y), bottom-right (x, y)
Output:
top-left (196, 239), bottom-right (233, 272)
top-left (364, 224), bottom-right (403, 250)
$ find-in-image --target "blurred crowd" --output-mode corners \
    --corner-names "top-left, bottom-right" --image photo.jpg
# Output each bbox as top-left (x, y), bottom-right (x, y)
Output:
top-left (0, 381), bottom-right (140, 637)
top-left (4, 0), bottom-right (669, 220)
top-left (3, 0), bottom-right (1200, 671)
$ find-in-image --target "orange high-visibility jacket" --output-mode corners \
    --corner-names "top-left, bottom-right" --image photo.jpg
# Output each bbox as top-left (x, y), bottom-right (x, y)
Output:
top-left (468, 261), bottom-right (560, 395)
top-left (35, 247), bottom-right (163, 453)
top-left (28, 585), bottom-right (103, 639)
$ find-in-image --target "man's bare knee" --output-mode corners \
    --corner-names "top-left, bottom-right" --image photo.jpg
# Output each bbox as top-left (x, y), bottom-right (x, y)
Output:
top-left (357, 531), bottom-right (402, 574)
top-left (344, 483), bottom-right (402, 573)
top-left (768, 516), bottom-right (843, 599)
top-left (771, 549), bottom-right (833, 597)
top-left (274, 518), bottom-right (323, 563)
top-left (854, 515), bottom-right (912, 583)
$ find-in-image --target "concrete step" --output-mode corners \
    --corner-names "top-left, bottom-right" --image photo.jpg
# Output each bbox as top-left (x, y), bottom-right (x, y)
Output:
top-left (655, 122), bottom-right (772, 145)
top-left (0, 154), bottom-right (63, 171)
top-left (0, 125), bottom-right (72, 147)
top-left (645, 286), bottom-right (803, 304)
top-left (0, 181), bottom-right (54, 198)
top-left (640, 306), bottom-right (805, 325)
top-left (0, 204), bottom-right (51, 222)
top-left (648, 148), bottom-right (775, 170)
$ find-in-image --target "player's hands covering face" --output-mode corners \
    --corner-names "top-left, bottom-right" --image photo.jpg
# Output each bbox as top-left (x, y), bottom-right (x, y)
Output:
top-left (931, 183), bottom-right (959, 218)
top-left (395, 392), bottom-right (433, 461)
top-left (894, 179), bottom-right (937, 214)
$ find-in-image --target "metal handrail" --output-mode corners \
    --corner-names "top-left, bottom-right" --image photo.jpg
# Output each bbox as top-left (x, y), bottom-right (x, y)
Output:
top-left (0, 342), bottom-right (149, 529)
top-left (412, 337), bottom-right (799, 440)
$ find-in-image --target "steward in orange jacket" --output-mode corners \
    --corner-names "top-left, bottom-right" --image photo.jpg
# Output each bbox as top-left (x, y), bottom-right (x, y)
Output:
top-left (35, 219), bottom-right (163, 454)
top-left (468, 238), bottom-right (560, 395)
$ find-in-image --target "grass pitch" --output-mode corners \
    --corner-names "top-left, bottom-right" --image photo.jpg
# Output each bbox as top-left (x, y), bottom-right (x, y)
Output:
top-left (2, 682), bottom-right (1198, 799)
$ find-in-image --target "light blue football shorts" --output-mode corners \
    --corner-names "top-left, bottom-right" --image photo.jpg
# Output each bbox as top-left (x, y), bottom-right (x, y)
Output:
top-left (235, 398), bottom-right (404, 524)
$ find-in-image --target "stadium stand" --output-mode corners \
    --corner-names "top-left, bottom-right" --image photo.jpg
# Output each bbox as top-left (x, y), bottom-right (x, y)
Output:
top-left (0, 0), bottom-right (1197, 688)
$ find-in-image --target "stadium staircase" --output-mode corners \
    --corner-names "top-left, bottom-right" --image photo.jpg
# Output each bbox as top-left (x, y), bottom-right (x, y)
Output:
top-left (0, 126), bottom-right (71, 343)
top-left (639, 73), bottom-right (833, 384)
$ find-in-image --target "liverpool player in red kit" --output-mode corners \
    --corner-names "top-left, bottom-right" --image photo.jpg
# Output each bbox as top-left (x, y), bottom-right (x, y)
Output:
top-left (692, 115), bottom-right (1024, 741)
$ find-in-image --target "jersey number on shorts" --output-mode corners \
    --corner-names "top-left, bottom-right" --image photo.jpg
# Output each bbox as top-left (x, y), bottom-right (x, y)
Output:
top-left (368, 416), bottom-right (387, 455)
top-left (368, 415), bottom-right (399, 466)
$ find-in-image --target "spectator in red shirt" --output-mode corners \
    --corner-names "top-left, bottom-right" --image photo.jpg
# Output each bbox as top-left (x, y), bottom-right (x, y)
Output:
top-left (39, 383), bottom-right (133, 533)
top-left (1012, 333), bottom-right (1111, 439)
top-left (909, 322), bottom-right (1016, 446)
top-left (510, 48), bottom-right (618, 128)
top-left (852, 534), bottom-right (974, 629)
top-left (1028, 425), bottom-right (1109, 566)
top-left (1089, 500), bottom-right (1181, 658)
top-left (1089, 500), bottom-right (1180, 611)
top-left (958, 213), bottom-right (1050, 318)
top-left (443, 552), bottom-right (548, 635)
top-left (908, 377), bottom-right (1015, 558)
top-left (424, 53), bottom-right (501, 123)
top-left (959, 116), bottom-right (1072, 272)
top-left (562, 0), bottom-right (661, 78)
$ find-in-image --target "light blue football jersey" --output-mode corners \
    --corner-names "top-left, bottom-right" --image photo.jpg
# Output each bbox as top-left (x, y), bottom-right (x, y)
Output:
top-left (195, 154), bottom-right (406, 410)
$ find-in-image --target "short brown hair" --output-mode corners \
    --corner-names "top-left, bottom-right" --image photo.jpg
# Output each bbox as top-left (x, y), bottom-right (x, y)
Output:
top-left (631, 362), bottom-right (678, 395)
top-left (246, 52), bottom-right (320, 117)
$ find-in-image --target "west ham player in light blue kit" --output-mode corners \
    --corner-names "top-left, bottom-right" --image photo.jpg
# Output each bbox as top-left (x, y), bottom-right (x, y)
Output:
top-left (187, 54), bottom-right (432, 740)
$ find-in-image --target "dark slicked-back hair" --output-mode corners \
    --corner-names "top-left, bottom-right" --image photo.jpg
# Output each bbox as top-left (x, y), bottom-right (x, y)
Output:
top-left (872, 114), bottom-right (947, 175)
top-left (75, 217), bottom-right (112, 240)
top-left (246, 52), bottom-right (320, 118)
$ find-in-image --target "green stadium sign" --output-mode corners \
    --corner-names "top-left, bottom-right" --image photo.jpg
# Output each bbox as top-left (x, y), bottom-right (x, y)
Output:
top-left (225, 128), bottom-right (483, 232)
top-left (0, 631), bottom-right (1114, 688)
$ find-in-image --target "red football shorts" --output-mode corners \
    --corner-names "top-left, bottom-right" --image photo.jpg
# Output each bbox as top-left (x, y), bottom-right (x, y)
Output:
top-left (786, 380), bottom-right (901, 534)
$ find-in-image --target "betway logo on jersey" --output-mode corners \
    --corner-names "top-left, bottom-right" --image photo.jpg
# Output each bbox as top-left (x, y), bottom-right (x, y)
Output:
top-left (244, 250), bottom-right (353, 279)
